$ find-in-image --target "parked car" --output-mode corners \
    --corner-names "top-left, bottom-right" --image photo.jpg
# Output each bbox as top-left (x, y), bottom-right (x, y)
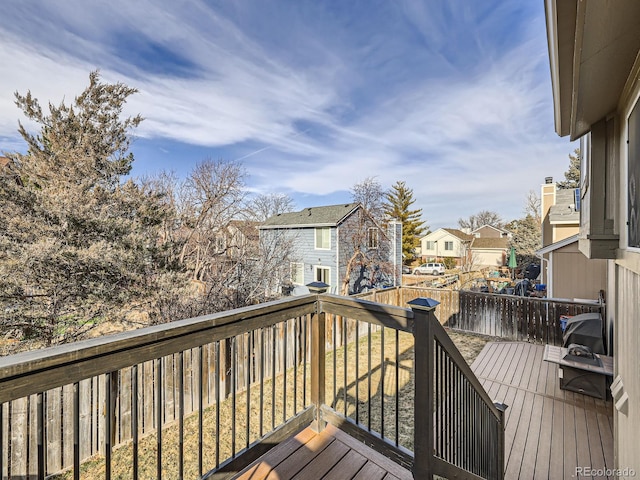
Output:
top-left (402, 265), bottom-right (412, 274)
top-left (413, 262), bottom-right (445, 275)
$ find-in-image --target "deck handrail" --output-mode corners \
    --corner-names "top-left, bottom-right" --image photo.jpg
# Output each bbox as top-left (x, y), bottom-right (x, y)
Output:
top-left (0, 294), bottom-right (504, 480)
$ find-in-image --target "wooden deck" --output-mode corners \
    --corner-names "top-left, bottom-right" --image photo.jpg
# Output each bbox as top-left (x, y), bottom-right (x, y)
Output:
top-left (472, 342), bottom-right (614, 480)
top-left (232, 341), bottom-right (613, 480)
top-left (233, 423), bottom-right (412, 480)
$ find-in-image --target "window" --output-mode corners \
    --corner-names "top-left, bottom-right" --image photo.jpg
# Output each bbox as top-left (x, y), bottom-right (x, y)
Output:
top-left (367, 228), bottom-right (379, 249)
top-left (425, 241), bottom-right (435, 250)
top-left (629, 101), bottom-right (640, 248)
top-left (290, 262), bottom-right (304, 285)
top-left (314, 266), bottom-right (330, 285)
top-left (444, 241), bottom-right (454, 251)
top-left (315, 227), bottom-right (331, 249)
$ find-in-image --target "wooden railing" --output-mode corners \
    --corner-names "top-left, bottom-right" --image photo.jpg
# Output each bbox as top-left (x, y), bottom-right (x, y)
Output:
top-left (357, 286), bottom-right (605, 345)
top-left (0, 294), bottom-right (505, 479)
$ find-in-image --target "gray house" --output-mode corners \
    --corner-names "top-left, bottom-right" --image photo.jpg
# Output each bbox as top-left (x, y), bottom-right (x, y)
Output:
top-left (260, 203), bottom-right (402, 295)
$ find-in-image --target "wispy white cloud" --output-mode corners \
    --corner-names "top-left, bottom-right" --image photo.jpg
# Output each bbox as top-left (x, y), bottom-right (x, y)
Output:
top-left (0, 0), bottom-right (574, 228)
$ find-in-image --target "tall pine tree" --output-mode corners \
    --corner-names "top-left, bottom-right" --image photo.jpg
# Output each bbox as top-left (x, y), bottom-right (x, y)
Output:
top-left (382, 181), bottom-right (427, 262)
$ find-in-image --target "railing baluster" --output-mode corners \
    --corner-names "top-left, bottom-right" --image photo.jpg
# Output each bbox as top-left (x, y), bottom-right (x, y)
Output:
top-left (37, 392), bottom-right (45, 480)
top-left (231, 337), bottom-right (236, 457)
top-left (178, 351), bottom-right (184, 480)
top-left (271, 324), bottom-right (276, 431)
top-left (303, 315), bottom-right (308, 407)
top-left (132, 365), bottom-right (139, 480)
top-left (343, 316), bottom-right (347, 418)
top-left (155, 359), bottom-right (162, 480)
top-left (246, 333), bottom-right (251, 449)
top-left (380, 327), bottom-right (385, 439)
top-left (198, 346), bottom-right (203, 478)
top-left (215, 341), bottom-right (220, 469)
top-left (105, 374), bottom-right (113, 480)
top-left (0, 403), bottom-right (3, 479)
top-left (367, 322), bottom-right (371, 431)
top-left (333, 314), bottom-right (337, 409)
top-left (355, 319), bottom-right (359, 424)
top-left (259, 328), bottom-right (265, 438)
top-left (283, 320), bottom-right (287, 424)
top-left (293, 318), bottom-right (298, 413)
top-left (395, 328), bottom-right (399, 447)
top-left (73, 382), bottom-right (80, 480)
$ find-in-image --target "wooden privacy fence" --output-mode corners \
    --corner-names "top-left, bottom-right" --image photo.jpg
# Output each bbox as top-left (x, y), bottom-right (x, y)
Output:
top-left (356, 286), bottom-right (605, 345)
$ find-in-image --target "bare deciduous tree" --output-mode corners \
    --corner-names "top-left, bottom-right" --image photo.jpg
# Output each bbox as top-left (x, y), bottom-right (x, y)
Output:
top-left (351, 176), bottom-right (385, 222)
top-left (458, 210), bottom-right (504, 231)
top-left (248, 193), bottom-right (295, 221)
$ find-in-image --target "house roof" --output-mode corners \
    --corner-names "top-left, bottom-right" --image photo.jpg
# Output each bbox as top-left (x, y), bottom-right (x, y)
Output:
top-left (228, 220), bottom-right (260, 241)
top-left (549, 188), bottom-right (579, 224)
top-left (470, 237), bottom-right (509, 250)
top-left (535, 234), bottom-right (578, 255)
top-left (260, 203), bottom-right (360, 229)
top-left (442, 228), bottom-right (474, 242)
top-left (471, 224), bottom-right (510, 236)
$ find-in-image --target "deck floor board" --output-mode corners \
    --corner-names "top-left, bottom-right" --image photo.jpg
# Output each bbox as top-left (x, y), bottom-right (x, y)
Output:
top-left (473, 342), bottom-right (614, 480)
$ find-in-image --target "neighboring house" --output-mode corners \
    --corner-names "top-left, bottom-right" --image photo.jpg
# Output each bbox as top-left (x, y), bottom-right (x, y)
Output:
top-left (546, 2), bottom-right (640, 471)
top-left (469, 237), bottom-right (509, 268)
top-left (470, 224), bottom-right (512, 239)
top-left (420, 228), bottom-right (473, 265)
top-left (541, 179), bottom-right (580, 247)
top-left (259, 203), bottom-right (402, 295)
top-left (535, 234), bottom-right (606, 301)
top-left (219, 220), bottom-right (260, 260)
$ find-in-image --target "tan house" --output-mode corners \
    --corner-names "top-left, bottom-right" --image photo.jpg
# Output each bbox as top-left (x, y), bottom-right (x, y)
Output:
top-left (419, 228), bottom-right (473, 265)
top-left (470, 224), bottom-right (512, 239)
top-left (469, 237), bottom-right (509, 268)
top-left (541, 180), bottom-right (580, 247)
top-left (535, 234), bottom-right (606, 301)
top-left (546, 1), bottom-right (640, 472)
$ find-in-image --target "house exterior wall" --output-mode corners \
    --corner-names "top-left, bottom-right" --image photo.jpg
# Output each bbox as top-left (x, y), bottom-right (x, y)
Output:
top-left (420, 231), bottom-right (467, 262)
top-left (471, 249), bottom-right (505, 268)
top-left (612, 74), bottom-right (640, 472)
top-left (541, 183), bottom-right (555, 247)
top-left (547, 242), bottom-right (606, 300)
top-left (473, 226), bottom-right (501, 238)
top-left (552, 224), bottom-right (580, 244)
top-left (261, 227), bottom-right (338, 289)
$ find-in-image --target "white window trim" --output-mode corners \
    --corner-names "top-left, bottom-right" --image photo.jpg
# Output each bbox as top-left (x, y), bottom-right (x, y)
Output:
top-left (367, 227), bottom-right (379, 249)
top-left (625, 91), bottom-right (640, 253)
top-left (290, 262), bottom-right (304, 285)
top-left (313, 265), bottom-right (331, 285)
top-left (444, 241), bottom-right (454, 251)
top-left (315, 227), bottom-right (331, 250)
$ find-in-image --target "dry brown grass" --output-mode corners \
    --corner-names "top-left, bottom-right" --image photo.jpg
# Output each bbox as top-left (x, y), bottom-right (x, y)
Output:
top-left (54, 327), bottom-right (495, 479)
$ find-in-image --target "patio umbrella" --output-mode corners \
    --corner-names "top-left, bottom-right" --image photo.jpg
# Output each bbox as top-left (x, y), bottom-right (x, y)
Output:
top-left (508, 246), bottom-right (517, 279)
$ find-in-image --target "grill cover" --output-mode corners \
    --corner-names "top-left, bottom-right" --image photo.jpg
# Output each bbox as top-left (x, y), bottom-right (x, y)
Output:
top-left (562, 313), bottom-right (605, 354)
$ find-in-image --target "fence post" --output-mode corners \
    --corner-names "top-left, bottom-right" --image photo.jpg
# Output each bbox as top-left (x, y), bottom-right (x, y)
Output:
top-left (409, 298), bottom-right (440, 480)
top-left (310, 299), bottom-right (326, 432)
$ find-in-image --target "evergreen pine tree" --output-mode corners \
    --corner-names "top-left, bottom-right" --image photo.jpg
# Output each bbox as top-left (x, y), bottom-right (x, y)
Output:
top-left (382, 181), bottom-right (427, 262)
top-left (557, 148), bottom-right (581, 188)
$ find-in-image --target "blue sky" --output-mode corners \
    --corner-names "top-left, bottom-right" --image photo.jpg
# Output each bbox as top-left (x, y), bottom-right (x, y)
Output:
top-left (0, 0), bottom-right (575, 229)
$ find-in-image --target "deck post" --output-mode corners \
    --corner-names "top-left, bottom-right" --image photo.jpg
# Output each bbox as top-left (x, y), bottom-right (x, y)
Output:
top-left (494, 402), bottom-right (508, 480)
top-left (409, 298), bottom-right (439, 479)
top-left (310, 301), bottom-right (326, 432)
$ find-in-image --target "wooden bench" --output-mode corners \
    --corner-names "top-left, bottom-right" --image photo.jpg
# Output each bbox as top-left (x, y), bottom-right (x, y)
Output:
top-left (543, 345), bottom-right (614, 399)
